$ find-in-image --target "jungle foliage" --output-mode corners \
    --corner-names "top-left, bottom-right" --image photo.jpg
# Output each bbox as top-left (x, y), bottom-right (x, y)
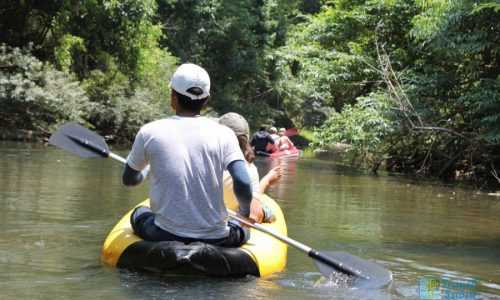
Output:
top-left (0, 45), bottom-right (87, 134)
top-left (293, 0), bottom-right (500, 186)
top-left (0, 0), bottom-right (499, 185)
top-left (0, 0), bottom-right (177, 141)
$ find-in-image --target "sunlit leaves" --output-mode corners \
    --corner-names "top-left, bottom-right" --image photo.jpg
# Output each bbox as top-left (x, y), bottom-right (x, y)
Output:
top-left (313, 93), bottom-right (394, 164)
top-left (0, 45), bottom-right (87, 133)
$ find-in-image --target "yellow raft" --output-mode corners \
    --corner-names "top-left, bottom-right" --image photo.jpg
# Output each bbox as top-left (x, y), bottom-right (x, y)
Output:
top-left (101, 193), bottom-right (287, 277)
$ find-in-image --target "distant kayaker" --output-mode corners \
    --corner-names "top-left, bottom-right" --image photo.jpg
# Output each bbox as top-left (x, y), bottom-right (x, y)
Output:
top-left (276, 128), bottom-right (295, 151)
top-left (219, 113), bottom-right (281, 223)
top-left (122, 63), bottom-right (253, 247)
top-left (268, 127), bottom-right (280, 143)
top-left (250, 126), bottom-right (275, 156)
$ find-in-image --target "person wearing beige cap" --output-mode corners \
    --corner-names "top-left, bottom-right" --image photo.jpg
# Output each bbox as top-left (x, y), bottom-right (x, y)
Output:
top-left (122, 63), bottom-right (253, 247)
top-left (219, 113), bottom-right (281, 223)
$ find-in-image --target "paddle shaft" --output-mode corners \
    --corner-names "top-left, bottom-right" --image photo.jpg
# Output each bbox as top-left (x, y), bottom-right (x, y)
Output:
top-left (67, 134), bottom-right (126, 164)
top-left (109, 152), bottom-right (127, 164)
top-left (228, 211), bottom-right (365, 278)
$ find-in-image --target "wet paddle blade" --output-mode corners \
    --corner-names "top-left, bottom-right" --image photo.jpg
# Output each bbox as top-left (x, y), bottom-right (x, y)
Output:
top-left (49, 122), bottom-right (110, 158)
top-left (313, 251), bottom-right (392, 289)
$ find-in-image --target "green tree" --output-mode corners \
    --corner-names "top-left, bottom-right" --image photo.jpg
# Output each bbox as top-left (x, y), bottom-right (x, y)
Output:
top-left (157, 0), bottom-right (306, 126)
top-left (312, 0), bottom-right (500, 184)
top-left (0, 45), bottom-right (87, 134)
top-left (272, 0), bottom-right (418, 127)
top-left (398, 0), bottom-right (500, 180)
top-left (1, 1), bottom-right (178, 141)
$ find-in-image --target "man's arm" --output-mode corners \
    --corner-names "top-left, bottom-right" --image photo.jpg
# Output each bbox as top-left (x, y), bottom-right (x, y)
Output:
top-left (122, 164), bottom-right (150, 186)
top-left (227, 160), bottom-right (252, 218)
top-left (123, 129), bottom-right (150, 187)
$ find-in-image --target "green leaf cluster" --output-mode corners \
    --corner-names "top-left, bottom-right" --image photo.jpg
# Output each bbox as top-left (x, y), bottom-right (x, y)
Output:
top-left (0, 45), bottom-right (86, 134)
top-left (307, 0), bottom-right (500, 183)
top-left (0, 0), bottom-right (177, 141)
top-left (314, 93), bottom-right (394, 165)
top-left (272, 0), bottom-right (417, 127)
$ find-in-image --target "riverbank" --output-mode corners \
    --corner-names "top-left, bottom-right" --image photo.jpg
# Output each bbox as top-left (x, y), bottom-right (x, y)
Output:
top-left (0, 129), bottom-right (45, 142)
top-left (3, 125), bottom-right (498, 191)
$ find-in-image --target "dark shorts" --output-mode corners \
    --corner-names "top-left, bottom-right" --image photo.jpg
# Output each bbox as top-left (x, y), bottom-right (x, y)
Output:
top-left (130, 206), bottom-right (250, 248)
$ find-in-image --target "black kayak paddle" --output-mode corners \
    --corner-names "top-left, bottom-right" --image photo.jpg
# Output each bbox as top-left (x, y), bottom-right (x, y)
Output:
top-left (228, 211), bottom-right (392, 288)
top-left (49, 122), bottom-right (392, 288)
top-left (49, 122), bottom-right (126, 163)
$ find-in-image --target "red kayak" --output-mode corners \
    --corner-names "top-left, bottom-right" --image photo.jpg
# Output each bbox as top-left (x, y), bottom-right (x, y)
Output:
top-left (269, 147), bottom-right (300, 159)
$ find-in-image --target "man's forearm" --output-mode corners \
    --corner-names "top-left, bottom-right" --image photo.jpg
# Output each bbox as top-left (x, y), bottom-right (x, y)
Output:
top-left (122, 164), bottom-right (149, 186)
top-left (227, 160), bottom-right (252, 217)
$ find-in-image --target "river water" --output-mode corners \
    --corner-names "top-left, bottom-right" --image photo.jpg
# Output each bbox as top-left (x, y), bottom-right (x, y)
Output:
top-left (0, 141), bottom-right (499, 299)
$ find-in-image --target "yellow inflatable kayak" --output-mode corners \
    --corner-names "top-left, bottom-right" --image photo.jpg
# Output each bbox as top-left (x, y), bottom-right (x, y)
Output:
top-left (101, 194), bottom-right (287, 277)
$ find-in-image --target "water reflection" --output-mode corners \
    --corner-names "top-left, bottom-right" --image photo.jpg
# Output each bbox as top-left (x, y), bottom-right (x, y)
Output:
top-left (258, 156), bottom-right (299, 202)
top-left (1, 142), bottom-right (500, 299)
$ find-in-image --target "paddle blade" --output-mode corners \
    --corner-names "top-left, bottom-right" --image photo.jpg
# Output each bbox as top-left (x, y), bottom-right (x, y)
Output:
top-left (313, 251), bottom-right (392, 289)
top-left (49, 122), bottom-right (110, 158)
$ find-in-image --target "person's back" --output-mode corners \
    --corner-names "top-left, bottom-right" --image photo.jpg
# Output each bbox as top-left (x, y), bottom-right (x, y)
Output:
top-left (123, 63), bottom-right (252, 247)
top-left (129, 116), bottom-right (241, 238)
top-left (251, 128), bottom-right (274, 154)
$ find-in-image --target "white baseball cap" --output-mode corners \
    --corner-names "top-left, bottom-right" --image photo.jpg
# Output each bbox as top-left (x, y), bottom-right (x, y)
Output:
top-left (170, 63), bottom-right (210, 100)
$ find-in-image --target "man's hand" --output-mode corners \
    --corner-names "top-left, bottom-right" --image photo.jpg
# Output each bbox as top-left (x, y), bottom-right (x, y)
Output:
top-left (250, 198), bottom-right (265, 223)
top-left (228, 209), bottom-right (257, 228)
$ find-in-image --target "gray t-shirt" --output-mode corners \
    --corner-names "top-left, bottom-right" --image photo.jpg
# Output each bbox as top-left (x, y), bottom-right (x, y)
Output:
top-left (126, 116), bottom-right (244, 239)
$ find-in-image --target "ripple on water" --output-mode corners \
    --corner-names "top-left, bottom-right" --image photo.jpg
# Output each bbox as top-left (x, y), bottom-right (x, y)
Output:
top-left (275, 271), bottom-right (396, 300)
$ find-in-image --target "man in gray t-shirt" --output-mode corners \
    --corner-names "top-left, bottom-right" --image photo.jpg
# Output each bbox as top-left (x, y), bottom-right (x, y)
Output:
top-left (122, 63), bottom-right (253, 247)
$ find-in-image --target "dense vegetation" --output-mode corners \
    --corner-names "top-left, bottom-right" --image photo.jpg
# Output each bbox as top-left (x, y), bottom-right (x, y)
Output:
top-left (0, 0), bottom-right (177, 142)
top-left (1, 0), bottom-right (499, 186)
top-left (308, 1), bottom-right (500, 186)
